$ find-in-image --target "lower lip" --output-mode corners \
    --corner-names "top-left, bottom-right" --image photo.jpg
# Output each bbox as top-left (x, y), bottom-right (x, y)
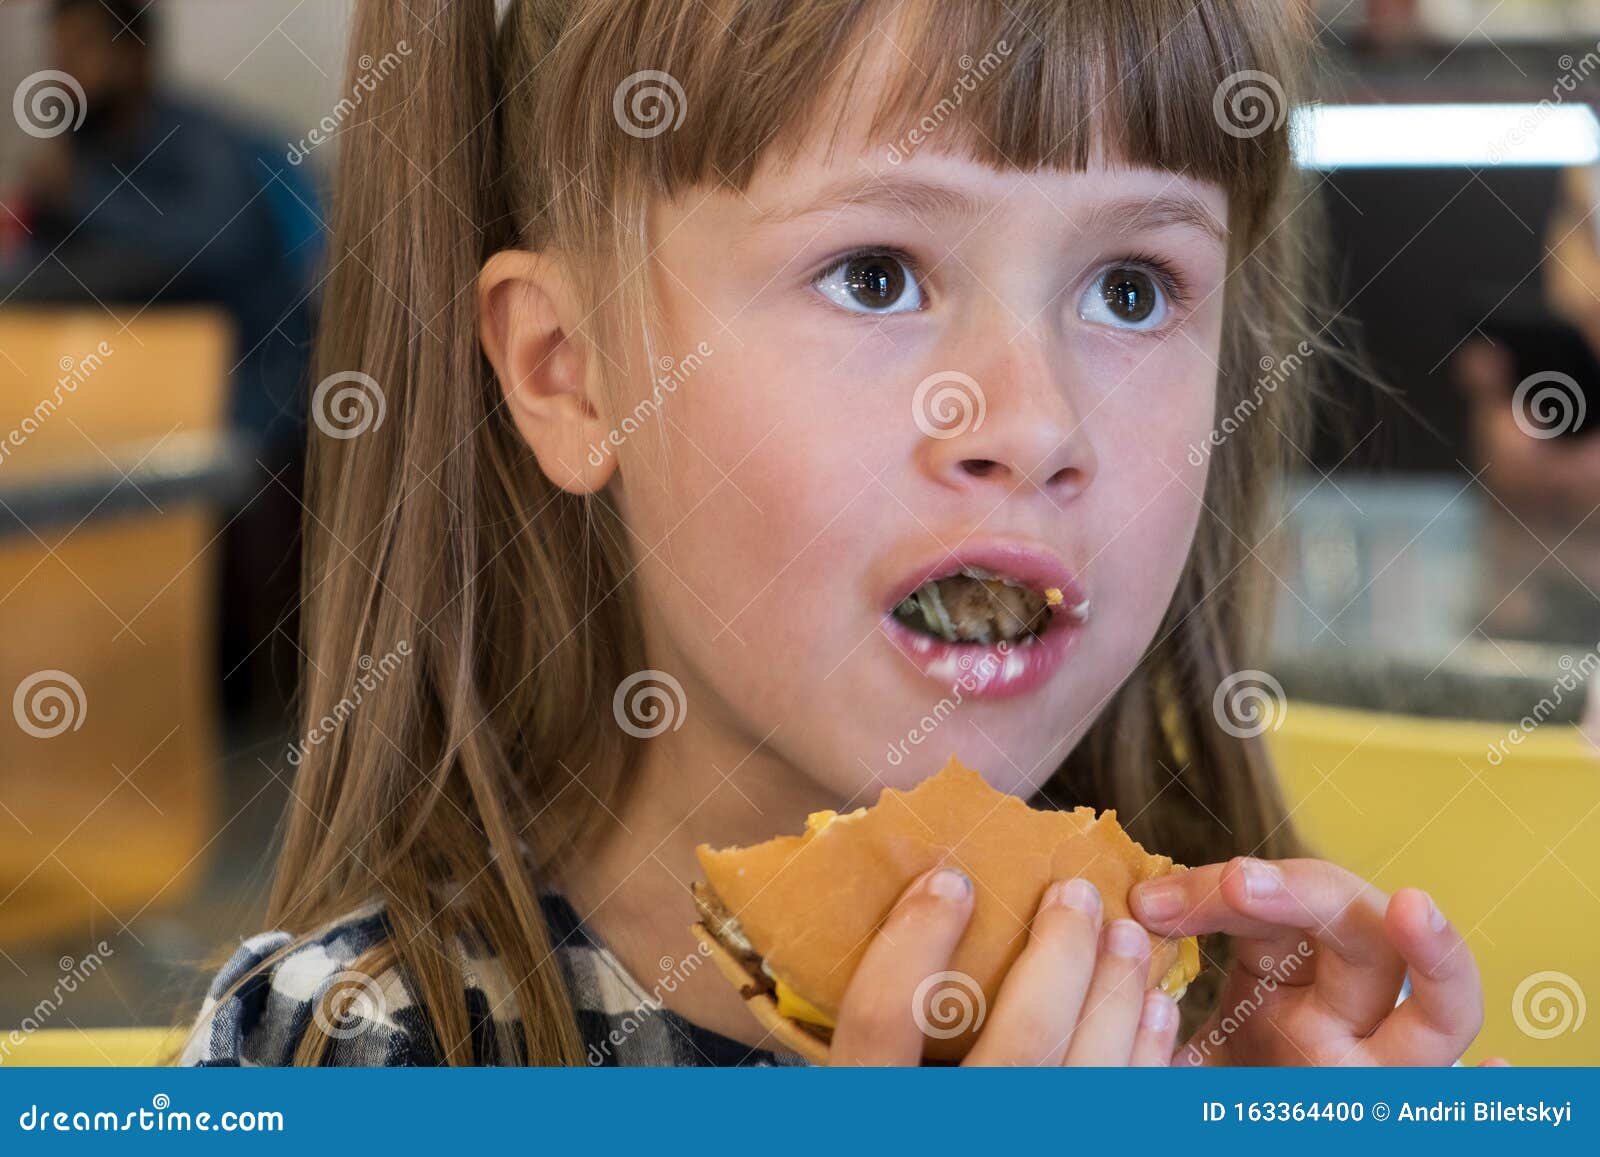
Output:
top-left (880, 611), bottom-right (1081, 700)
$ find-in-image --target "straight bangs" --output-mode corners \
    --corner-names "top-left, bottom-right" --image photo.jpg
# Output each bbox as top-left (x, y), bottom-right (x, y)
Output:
top-left (530, 0), bottom-right (1306, 254)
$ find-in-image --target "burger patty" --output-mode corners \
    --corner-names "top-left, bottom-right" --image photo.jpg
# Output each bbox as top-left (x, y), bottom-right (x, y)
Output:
top-left (692, 882), bottom-right (833, 1044)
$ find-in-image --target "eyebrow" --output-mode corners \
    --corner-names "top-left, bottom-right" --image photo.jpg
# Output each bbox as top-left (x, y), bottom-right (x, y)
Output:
top-left (750, 174), bottom-right (1227, 245)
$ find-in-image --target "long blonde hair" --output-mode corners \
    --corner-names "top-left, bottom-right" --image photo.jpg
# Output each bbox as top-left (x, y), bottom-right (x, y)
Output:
top-left (252, 0), bottom-right (1326, 1064)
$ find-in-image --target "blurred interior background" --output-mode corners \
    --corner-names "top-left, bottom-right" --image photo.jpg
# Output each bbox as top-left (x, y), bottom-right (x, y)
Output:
top-left (0, 0), bottom-right (1597, 1065)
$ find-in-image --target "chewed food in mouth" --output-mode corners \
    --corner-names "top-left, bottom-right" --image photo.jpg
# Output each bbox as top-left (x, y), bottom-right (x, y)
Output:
top-left (891, 567), bottom-right (1079, 645)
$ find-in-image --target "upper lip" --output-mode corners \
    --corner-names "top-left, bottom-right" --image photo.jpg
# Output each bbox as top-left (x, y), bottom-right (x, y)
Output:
top-left (882, 540), bottom-right (1088, 616)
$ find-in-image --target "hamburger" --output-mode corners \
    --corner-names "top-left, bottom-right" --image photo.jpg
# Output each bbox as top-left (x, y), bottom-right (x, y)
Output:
top-left (690, 756), bottom-right (1201, 1064)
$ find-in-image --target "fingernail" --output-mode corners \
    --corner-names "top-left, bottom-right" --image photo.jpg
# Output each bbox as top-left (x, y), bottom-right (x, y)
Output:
top-left (1426, 894), bottom-right (1448, 933)
top-left (1135, 882), bottom-right (1182, 922)
top-left (1141, 990), bottom-right (1176, 1033)
top-left (925, 867), bottom-right (971, 901)
top-left (1044, 878), bottom-right (1101, 918)
top-left (1106, 919), bottom-right (1148, 958)
top-left (1241, 858), bottom-right (1282, 899)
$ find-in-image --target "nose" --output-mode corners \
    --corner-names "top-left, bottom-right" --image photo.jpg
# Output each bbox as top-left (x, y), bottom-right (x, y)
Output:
top-left (914, 333), bottom-right (1096, 501)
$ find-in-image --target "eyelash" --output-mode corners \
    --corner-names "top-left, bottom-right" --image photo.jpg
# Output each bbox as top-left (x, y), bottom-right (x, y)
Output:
top-left (1114, 249), bottom-right (1194, 314)
top-left (810, 245), bottom-right (1194, 320)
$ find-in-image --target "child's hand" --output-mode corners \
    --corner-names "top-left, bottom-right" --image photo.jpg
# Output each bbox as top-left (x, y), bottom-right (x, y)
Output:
top-left (829, 868), bottom-right (1180, 1065)
top-left (1130, 857), bottom-right (1484, 1065)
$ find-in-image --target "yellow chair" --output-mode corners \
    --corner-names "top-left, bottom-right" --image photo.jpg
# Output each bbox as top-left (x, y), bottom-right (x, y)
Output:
top-left (1269, 701), bottom-right (1598, 1066)
top-left (0, 308), bottom-right (231, 945)
top-left (2, 1027), bottom-right (182, 1067)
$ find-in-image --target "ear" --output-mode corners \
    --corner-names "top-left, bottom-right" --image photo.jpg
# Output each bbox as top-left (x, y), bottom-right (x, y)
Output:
top-left (479, 249), bottom-right (615, 495)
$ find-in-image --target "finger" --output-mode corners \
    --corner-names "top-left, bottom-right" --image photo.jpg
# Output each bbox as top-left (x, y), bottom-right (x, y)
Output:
top-left (1370, 888), bottom-right (1484, 1064)
top-left (1479, 1058), bottom-right (1512, 1067)
top-left (1128, 991), bottom-right (1180, 1067)
top-left (1062, 919), bottom-right (1152, 1066)
top-left (829, 866), bottom-right (974, 1066)
top-left (1133, 857), bottom-right (1404, 1033)
top-left (964, 878), bottom-right (1102, 1066)
top-left (1454, 337), bottom-right (1513, 403)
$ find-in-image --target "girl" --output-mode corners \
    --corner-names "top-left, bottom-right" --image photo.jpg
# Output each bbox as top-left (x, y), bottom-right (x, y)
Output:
top-left (184, 0), bottom-right (1485, 1067)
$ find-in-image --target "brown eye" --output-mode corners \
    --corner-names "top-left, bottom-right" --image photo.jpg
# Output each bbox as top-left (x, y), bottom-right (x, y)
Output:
top-left (1080, 264), bottom-right (1169, 331)
top-left (815, 250), bottom-right (924, 315)
top-left (1101, 268), bottom-right (1157, 323)
top-left (846, 255), bottom-right (906, 308)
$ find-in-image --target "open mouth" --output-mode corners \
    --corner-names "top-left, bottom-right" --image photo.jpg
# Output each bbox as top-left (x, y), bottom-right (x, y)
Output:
top-left (890, 566), bottom-right (1081, 646)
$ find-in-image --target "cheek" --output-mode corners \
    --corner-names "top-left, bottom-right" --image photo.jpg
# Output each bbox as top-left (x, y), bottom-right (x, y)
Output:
top-left (609, 351), bottom-right (873, 648)
top-left (1087, 351), bottom-right (1217, 623)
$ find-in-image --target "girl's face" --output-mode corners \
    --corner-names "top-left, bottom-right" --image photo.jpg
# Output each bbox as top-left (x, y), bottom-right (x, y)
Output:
top-left (608, 116), bottom-right (1228, 803)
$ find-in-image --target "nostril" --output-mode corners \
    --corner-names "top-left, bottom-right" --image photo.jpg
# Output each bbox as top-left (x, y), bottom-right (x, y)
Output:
top-left (1046, 465), bottom-right (1077, 488)
top-left (960, 459), bottom-right (1001, 478)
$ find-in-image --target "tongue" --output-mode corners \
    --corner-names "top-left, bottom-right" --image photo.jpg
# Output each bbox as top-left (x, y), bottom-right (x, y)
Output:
top-left (898, 574), bottom-right (1049, 644)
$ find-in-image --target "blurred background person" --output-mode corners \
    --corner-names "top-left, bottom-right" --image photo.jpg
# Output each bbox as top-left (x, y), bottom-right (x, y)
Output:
top-left (1, 0), bottom-right (325, 724)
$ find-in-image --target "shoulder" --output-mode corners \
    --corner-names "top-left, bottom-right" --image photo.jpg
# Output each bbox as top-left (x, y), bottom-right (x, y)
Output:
top-left (181, 906), bottom-right (439, 1067)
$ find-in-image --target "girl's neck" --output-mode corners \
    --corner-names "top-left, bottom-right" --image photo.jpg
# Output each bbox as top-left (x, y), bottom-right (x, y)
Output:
top-left (551, 726), bottom-right (842, 1053)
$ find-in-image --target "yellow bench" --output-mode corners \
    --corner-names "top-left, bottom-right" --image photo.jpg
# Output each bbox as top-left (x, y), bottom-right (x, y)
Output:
top-left (3, 1027), bottom-right (181, 1067)
top-left (1269, 702), bottom-right (1597, 1066)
